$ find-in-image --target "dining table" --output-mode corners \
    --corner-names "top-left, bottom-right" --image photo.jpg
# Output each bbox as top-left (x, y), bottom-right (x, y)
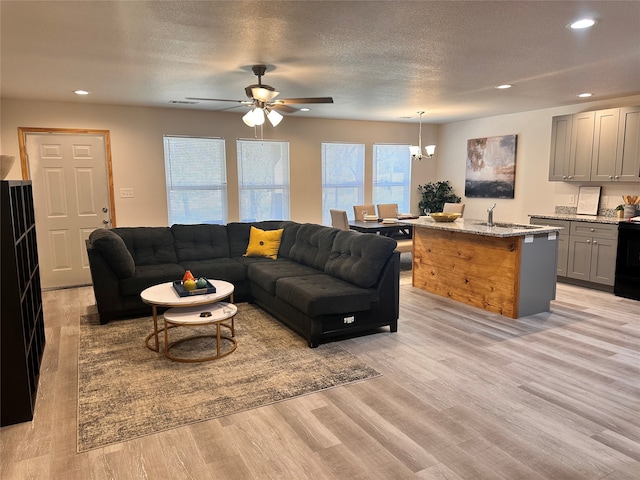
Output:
top-left (348, 218), bottom-right (415, 238)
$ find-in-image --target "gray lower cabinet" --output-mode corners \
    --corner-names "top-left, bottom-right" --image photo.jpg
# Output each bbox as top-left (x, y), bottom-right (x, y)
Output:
top-left (567, 222), bottom-right (618, 286)
top-left (530, 218), bottom-right (569, 276)
top-left (530, 218), bottom-right (618, 287)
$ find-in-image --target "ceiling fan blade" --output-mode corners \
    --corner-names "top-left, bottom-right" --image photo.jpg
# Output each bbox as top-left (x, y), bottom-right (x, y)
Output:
top-left (270, 103), bottom-right (298, 113)
top-left (277, 97), bottom-right (334, 105)
top-left (185, 97), bottom-right (251, 104)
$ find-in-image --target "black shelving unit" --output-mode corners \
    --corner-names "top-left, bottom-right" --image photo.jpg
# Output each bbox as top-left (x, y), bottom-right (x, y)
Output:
top-left (1, 180), bottom-right (46, 426)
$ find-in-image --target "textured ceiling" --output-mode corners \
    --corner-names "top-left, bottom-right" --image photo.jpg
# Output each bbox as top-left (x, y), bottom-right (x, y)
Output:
top-left (1, 1), bottom-right (639, 123)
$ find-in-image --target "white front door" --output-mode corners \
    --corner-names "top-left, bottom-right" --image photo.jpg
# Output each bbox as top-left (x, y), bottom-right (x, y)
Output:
top-left (25, 132), bottom-right (112, 289)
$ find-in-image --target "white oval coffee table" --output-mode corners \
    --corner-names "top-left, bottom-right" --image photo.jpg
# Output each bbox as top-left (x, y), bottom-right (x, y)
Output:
top-left (163, 302), bottom-right (238, 362)
top-left (140, 280), bottom-right (234, 352)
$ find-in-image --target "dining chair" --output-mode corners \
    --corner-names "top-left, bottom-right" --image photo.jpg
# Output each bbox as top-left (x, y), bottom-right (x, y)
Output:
top-left (353, 204), bottom-right (375, 221)
top-left (395, 238), bottom-right (413, 253)
top-left (443, 202), bottom-right (465, 217)
top-left (377, 203), bottom-right (399, 219)
top-left (330, 209), bottom-right (350, 230)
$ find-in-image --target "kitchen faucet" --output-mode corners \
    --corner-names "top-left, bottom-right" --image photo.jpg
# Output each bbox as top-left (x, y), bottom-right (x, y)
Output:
top-left (487, 203), bottom-right (497, 227)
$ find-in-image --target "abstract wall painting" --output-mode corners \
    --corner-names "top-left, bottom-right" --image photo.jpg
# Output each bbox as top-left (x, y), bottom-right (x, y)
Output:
top-left (465, 134), bottom-right (517, 198)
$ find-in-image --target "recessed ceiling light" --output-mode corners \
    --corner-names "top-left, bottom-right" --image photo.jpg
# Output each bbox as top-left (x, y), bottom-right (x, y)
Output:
top-left (495, 84), bottom-right (512, 89)
top-left (577, 93), bottom-right (593, 98)
top-left (74, 90), bottom-right (90, 95)
top-left (300, 108), bottom-right (310, 112)
top-left (568, 18), bottom-right (597, 29)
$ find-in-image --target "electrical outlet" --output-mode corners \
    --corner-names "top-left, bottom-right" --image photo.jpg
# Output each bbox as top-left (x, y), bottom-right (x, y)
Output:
top-left (568, 194), bottom-right (576, 205)
top-left (120, 188), bottom-right (134, 198)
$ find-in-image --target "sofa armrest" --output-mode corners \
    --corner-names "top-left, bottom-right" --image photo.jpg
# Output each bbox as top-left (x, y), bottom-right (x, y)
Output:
top-left (88, 229), bottom-right (135, 278)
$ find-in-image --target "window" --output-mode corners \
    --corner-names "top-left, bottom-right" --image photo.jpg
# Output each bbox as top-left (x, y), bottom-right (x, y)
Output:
top-left (163, 136), bottom-right (227, 225)
top-left (321, 142), bottom-right (365, 225)
top-left (372, 144), bottom-right (412, 214)
top-left (237, 139), bottom-right (290, 221)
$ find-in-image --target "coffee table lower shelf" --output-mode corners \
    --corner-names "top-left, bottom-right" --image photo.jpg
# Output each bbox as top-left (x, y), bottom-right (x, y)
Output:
top-left (161, 302), bottom-right (238, 363)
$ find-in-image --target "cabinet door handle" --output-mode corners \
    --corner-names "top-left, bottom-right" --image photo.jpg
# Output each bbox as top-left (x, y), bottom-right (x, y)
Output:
top-left (590, 228), bottom-right (595, 232)
top-left (593, 240), bottom-right (597, 244)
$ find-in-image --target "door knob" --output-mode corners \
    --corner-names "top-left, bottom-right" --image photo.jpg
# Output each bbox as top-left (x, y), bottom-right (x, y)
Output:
top-left (103, 220), bottom-right (109, 225)
top-left (102, 207), bottom-right (108, 213)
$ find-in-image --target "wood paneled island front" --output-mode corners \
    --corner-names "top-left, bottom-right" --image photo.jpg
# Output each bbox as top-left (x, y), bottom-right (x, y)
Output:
top-left (404, 218), bottom-right (563, 318)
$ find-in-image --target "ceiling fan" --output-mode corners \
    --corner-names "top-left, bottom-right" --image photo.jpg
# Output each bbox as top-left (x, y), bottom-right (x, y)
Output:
top-left (186, 65), bottom-right (334, 127)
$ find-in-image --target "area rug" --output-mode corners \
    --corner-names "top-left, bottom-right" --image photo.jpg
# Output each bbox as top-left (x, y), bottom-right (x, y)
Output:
top-left (77, 303), bottom-right (380, 452)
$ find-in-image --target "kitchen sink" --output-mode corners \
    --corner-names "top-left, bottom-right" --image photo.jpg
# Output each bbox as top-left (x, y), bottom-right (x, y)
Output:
top-left (473, 222), bottom-right (544, 230)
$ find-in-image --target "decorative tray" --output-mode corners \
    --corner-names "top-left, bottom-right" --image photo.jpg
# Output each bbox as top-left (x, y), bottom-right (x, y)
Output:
top-left (172, 279), bottom-right (216, 297)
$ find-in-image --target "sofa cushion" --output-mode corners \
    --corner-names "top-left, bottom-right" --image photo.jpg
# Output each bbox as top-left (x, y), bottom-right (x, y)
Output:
top-left (120, 263), bottom-right (186, 297)
top-left (226, 221), bottom-right (288, 258)
top-left (274, 221), bottom-right (300, 259)
top-left (288, 224), bottom-right (339, 270)
top-left (179, 258), bottom-right (246, 283)
top-left (276, 274), bottom-right (374, 317)
top-left (171, 224), bottom-right (230, 261)
top-left (244, 226), bottom-right (284, 259)
top-left (114, 227), bottom-right (178, 265)
top-left (247, 259), bottom-right (323, 295)
top-left (325, 231), bottom-right (397, 288)
top-left (89, 229), bottom-right (135, 278)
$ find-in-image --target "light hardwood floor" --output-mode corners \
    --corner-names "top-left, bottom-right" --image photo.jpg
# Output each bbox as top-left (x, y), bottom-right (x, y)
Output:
top-left (1, 282), bottom-right (639, 479)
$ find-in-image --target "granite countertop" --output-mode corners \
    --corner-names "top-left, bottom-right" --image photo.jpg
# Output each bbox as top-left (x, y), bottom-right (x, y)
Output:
top-left (528, 213), bottom-right (625, 224)
top-left (401, 217), bottom-right (563, 238)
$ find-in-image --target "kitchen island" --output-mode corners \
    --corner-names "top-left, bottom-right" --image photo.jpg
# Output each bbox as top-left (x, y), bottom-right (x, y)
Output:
top-left (402, 218), bottom-right (563, 318)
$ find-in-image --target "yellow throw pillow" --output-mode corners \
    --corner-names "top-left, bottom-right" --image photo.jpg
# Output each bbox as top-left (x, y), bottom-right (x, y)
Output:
top-left (244, 226), bottom-right (284, 260)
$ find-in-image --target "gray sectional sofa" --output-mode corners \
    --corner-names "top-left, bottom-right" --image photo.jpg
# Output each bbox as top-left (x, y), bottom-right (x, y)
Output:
top-left (86, 221), bottom-right (400, 347)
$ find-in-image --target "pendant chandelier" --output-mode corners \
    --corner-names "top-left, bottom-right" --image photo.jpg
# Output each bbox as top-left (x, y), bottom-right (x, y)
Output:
top-left (409, 111), bottom-right (436, 160)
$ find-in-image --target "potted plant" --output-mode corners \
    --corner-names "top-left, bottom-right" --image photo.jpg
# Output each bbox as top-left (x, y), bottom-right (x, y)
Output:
top-left (615, 204), bottom-right (625, 219)
top-left (417, 180), bottom-right (461, 214)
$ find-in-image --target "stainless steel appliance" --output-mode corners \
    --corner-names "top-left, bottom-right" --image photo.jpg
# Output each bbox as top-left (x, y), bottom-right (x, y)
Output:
top-left (614, 220), bottom-right (640, 300)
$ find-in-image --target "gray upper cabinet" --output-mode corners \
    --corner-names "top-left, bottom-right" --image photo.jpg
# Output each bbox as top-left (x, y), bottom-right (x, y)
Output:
top-left (549, 106), bottom-right (640, 183)
top-left (615, 106), bottom-right (640, 182)
top-left (592, 109), bottom-right (620, 181)
top-left (548, 112), bottom-right (593, 181)
top-left (569, 111), bottom-right (595, 182)
top-left (549, 115), bottom-right (573, 181)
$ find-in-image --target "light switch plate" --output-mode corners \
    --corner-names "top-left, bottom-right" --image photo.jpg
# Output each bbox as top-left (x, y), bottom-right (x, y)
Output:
top-left (120, 188), bottom-right (134, 198)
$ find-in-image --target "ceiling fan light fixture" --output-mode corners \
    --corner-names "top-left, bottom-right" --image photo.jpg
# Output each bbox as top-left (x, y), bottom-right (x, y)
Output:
top-left (251, 107), bottom-right (265, 126)
top-left (267, 108), bottom-right (283, 127)
top-left (242, 110), bottom-right (256, 127)
top-left (251, 87), bottom-right (279, 102)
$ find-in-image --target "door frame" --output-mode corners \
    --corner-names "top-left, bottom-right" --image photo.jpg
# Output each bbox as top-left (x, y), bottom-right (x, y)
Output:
top-left (17, 127), bottom-right (117, 227)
